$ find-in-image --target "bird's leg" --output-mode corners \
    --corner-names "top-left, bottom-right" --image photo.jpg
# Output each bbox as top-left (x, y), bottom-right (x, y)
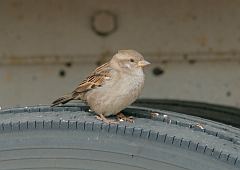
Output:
top-left (95, 114), bottom-right (118, 124)
top-left (116, 112), bottom-right (134, 123)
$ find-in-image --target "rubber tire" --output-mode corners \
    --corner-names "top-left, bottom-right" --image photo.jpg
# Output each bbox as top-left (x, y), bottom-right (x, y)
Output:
top-left (134, 99), bottom-right (240, 128)
top-left (0, 104), bottom-right (239, 170)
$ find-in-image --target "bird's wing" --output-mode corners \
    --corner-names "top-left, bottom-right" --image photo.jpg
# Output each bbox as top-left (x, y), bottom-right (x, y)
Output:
top-left (72, 62), bottom-right (112, 97)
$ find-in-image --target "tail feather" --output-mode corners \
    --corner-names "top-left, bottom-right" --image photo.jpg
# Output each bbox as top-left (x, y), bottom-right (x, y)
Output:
top-left (51, 95), bottom-right (73, 107)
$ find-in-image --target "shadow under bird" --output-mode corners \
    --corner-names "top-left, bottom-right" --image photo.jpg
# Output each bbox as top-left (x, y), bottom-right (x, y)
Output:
top-left (52, 49), bottom-right (150, 124)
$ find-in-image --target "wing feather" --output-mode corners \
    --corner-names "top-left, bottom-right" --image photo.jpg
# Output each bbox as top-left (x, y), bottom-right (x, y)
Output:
top-left (72, 62), bottom-right (112, 97)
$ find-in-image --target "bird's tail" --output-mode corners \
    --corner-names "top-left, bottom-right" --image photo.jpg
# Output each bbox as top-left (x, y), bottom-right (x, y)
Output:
top-left (51, 94), bottom-right (73, 107)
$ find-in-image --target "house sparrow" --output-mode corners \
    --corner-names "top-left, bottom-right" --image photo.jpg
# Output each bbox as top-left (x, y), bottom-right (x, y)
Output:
top-left (52, 50), bottom-right (150, 123)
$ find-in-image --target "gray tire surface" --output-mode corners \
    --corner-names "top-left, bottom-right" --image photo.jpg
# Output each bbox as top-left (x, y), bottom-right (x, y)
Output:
top-left (0, 103), bottom-right (239, 170)
top-left (134, 99), bottom-right (240, 127)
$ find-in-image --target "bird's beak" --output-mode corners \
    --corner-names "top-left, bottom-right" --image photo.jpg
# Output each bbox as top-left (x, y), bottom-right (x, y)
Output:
top-left (137, 60), bottom-right (151, 67)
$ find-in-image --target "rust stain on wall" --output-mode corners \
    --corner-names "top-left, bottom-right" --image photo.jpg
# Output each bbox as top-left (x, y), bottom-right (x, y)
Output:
top-left (11, 1), bottom-right (22, 8)
top-left (195, 35), bottom-right (208, 47)
top-left (4, 72), bottom-right (12, 82)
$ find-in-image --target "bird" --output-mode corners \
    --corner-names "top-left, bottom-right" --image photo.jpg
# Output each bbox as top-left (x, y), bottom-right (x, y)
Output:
top-left (52, 49), bottom-right (150, 124)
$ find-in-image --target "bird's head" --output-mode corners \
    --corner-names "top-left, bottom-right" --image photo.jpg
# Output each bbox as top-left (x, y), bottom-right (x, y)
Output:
top-left (110, 50), bottom-right (150, 73)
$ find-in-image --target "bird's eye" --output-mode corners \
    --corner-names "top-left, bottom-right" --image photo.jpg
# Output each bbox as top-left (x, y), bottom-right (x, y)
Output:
top-left (130, 59), bottom-right (135, 62)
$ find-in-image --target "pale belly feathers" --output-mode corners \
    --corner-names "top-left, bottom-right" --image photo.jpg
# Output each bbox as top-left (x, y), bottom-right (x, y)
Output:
top-left (85, 71), bottom-right (144, 116)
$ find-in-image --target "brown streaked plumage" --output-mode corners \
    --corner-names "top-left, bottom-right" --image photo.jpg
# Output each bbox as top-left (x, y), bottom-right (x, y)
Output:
top-left (52, 50), bottom-right (150, 123)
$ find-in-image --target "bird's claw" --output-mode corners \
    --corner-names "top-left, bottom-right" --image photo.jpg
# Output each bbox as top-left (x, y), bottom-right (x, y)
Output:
top-left (117, 113), bottom-right (134, 123)
top-left (95, 114), bottom-right (118, 124)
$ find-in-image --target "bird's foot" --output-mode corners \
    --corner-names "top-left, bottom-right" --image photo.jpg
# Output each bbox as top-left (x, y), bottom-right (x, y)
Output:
top-left (95, 114), bottom-right (118, 124)
top-left (117, 112), bottom-right (134, 123)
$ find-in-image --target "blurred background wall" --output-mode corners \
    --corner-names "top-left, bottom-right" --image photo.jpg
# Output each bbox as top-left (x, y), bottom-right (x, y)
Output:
top-left (0, 0), bottom-right (240, 108)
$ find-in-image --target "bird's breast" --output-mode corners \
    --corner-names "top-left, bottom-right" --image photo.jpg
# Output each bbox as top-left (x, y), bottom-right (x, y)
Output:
top-left (86, 73), bottom-right (145, 116)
